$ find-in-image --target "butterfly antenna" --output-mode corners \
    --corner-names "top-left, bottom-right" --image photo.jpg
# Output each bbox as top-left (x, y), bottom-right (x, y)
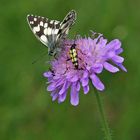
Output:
top-left (32, 51), bottom-right (48, 64)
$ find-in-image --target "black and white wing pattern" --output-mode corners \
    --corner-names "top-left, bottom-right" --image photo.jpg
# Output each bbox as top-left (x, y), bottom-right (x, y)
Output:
top-left (27, 10), bottom-right (77, 56)
top-left (56, 10), bottom-right (77, 40)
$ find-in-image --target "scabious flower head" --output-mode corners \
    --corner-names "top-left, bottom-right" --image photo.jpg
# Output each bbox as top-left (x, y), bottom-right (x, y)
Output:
top-left (44, 32), bottom-right (127, 106)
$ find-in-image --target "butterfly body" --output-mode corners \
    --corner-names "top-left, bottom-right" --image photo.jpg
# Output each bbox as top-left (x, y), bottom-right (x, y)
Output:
top-left (27, 10), bottom-right (76, 56)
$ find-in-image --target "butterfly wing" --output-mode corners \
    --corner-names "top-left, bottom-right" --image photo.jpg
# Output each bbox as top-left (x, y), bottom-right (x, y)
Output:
top-left (27, 10), bottom-right (77, 56)
top-left (27, 15), bottom-right (61, 47)
top-left (56, 10), bottom-right (77, 40)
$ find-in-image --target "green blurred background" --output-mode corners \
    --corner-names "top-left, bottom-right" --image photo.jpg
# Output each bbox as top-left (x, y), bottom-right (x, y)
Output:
top-left (0, 0), bottom-right (140, 139)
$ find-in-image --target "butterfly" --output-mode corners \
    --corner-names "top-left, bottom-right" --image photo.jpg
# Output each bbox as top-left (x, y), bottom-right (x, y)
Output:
top-left (27, 10), bottom-right (77, 56)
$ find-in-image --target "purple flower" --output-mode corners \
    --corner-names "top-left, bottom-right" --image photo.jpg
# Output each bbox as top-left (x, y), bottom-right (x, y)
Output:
top-left (44, 32), bottom-right (127, 106)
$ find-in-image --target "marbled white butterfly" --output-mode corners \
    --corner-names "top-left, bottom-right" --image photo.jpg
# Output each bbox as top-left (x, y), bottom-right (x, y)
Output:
top-left (27, 10), bottom-right (77, 56)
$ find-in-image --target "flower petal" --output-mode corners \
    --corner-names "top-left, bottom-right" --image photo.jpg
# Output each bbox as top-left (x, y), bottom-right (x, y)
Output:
top-left (70, 75), bottom-right (79, 82)
top-left (50, 91), bottom-right (55, 97)
top-left (97, 37), bottom-right (107, 48)
top-left (112, 55), bottom-right (124, 63)
top-left (58, 81), bottom-right (69, 95)
top-left (116, 63), bottom-right (127, 72)
top-left (53, 75), bottom-right (61, 80)
top-left (108, 51), bottom-right (115, 58)
top-left (70, 84), bottom-right (79, 106)
top-left (81, 77), bottom-right (89, 87)
top-left (52, 93), bottom-right (58, 101)
top-left (66, 71), bottom-right (76, 79)
top-left (47, 83), bottom-right (56, 91)
top-left (90, 74), bottom-right (105, 91)
top-left (58, 91), bottom-right (67, 103)
top-left (55, 79), bottom-right (65, 87)
top-left (91, 64), bottom-right (103, 74)
top-left (58, 81), bottom-right (67, 95)
top-left (104, 62), bottom-right (119, 73)
top-left (83, 85), bottom-right (89, 94)
top-left (76, 82), bottom-right (81, 91)
top-left (82, 70), bottom-right (89, 78)
top-left (47, 79), bottom-right (64, 91)
top-left (43, 71), bottom-right (53, 78)
top-left (106, 39), bottom-right (121, 50)
top-left (116, 48), bottom-right (123, 54)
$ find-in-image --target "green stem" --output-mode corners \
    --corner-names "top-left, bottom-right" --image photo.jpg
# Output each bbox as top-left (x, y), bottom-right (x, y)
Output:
top-left (94, 90), bottom-right (112, 140)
